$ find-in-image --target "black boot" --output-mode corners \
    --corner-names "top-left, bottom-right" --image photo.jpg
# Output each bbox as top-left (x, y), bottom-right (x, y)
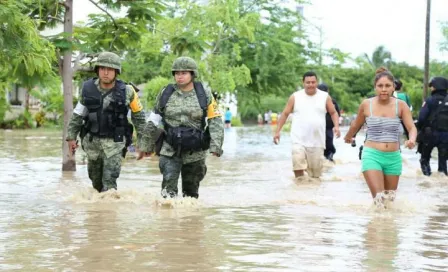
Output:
top-left (327, 152), bottom-right (334, 162)
top-left (420, 159), bottom-right (432, 176)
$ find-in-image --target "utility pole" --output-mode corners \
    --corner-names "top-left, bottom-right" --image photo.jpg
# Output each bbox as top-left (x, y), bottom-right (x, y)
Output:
top-left (423, 0), bottom-right (431, 100)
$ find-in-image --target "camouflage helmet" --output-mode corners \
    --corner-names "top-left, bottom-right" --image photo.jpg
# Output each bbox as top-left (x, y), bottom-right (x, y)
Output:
top-left (95, 51), bottom-right (121, 74)
top-left (171, 56), bottom-right (198, 77)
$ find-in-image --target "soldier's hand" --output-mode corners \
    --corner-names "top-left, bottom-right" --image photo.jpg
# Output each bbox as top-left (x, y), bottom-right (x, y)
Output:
top-left (136, 151), bottom-right (152, 160)
top-left (67, 140), bottom-right (78, 155)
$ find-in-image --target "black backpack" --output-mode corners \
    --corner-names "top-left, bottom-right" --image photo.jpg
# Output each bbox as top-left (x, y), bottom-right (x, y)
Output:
top-left (157, 82), bottom-right (208, 129)
top-left (429, 94), bottom-right (448, 131)
top-left (154, 82), bottom-right (210, 155)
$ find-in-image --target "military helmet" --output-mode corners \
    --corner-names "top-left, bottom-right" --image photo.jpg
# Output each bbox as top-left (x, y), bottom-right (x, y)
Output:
top-left (95, 51), bottom-right (121, 74)
top-left (429, 76), bottom-right (448, 90)
top-left (171, 57), bottom-right (198, 77)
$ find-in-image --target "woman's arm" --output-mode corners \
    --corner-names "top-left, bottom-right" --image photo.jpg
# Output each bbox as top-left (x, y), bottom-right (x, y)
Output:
top-left (344, 100), bottom-right (367, 143)
top-left (400, 100), bottom-right (417, 146)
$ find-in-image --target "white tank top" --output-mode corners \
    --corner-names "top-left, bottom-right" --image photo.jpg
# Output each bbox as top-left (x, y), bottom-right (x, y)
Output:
top-left (290, 89), bottom-right (328, 147)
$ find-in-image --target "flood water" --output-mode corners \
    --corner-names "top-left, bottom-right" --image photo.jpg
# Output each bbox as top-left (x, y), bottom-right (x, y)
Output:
top-left (0, 126), bottom-right (447, 271)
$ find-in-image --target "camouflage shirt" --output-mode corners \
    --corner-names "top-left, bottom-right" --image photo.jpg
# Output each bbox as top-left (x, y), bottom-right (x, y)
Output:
top-left (140, 84), bottom-right (224, 164)
top-left (66, 79), bottom-right (146, 160)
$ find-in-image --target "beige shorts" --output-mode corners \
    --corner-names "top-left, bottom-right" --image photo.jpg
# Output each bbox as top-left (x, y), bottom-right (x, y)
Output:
top-left (292, 144), bottom-right (324, 178)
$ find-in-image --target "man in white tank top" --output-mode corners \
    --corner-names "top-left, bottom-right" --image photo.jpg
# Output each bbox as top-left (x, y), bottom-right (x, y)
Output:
top-left (273, 71), bottom-right (341, 181)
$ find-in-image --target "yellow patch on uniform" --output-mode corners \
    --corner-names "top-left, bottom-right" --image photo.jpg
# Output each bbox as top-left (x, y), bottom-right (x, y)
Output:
top-left (207, 98), bottom-right (222, 118)
top-left (129, 88), bottom-right (143, 113)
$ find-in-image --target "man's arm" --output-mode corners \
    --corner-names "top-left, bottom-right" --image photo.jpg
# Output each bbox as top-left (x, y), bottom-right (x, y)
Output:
top-left (66, 98), bottom-right (88, 141)
top-left (333, 99), bottom-right (341, 116)
top-left (326, 96), bottom-right (340, 137)
top-left (399, 100), bottom-right (417, 147)
top-left (274, 94), bottom-right (294, 144)
top-left (136, 88), bottom-right (164, 155)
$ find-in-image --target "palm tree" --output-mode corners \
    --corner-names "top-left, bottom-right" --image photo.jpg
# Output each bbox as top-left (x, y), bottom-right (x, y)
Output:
top-left (363, 45), bottom-right (392, 69)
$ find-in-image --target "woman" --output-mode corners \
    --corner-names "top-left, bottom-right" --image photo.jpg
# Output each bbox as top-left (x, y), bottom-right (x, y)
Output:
top-left (344, 67), bottom-right (417, 209)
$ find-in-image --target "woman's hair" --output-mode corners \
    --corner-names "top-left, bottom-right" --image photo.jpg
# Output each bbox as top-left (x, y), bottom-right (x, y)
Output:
top-left (374, 66), bottom-right (395, 85)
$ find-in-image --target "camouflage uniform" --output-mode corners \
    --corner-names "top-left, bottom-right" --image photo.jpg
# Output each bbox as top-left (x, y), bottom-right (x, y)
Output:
top-left (66, 52), bottom-right (146, 192)
top-left (140, 57), bottom-right (224, 198)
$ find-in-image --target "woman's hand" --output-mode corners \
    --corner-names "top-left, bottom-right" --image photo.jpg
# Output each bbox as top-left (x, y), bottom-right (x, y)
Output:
top-left (344, 135), bottom-right (352, 144)
top-left (404, 139), bottom-right (416, 149)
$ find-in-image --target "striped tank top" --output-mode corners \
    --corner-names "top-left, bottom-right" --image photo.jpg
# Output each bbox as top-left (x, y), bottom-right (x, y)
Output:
top-left (365, 98), bottom-right (401, 143)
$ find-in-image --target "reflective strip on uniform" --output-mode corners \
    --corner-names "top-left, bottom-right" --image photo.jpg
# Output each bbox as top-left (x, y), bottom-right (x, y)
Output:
top-left (73, 102), bottom-right (88, 117)
top-left (129, 87), bottom-right (143, 113)
top-left (207, 98), bottom-right (222, 118)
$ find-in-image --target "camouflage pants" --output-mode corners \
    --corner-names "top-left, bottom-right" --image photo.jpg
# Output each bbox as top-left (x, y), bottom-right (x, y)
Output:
top-left (87, 151), bottom-right (122, 192)
top-left (159, 156), bottom-right (207, 198)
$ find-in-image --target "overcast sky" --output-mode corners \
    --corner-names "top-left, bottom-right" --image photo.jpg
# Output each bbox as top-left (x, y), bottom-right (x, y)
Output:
top-left (72, 0), bottom-right (447, 68)
top-left (301, 0), bottom-right (447, 67)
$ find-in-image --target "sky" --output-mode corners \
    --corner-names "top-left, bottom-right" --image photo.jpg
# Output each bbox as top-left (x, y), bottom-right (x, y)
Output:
top-left (70, 0), bottom-right (447, 68)
top-left (302, 0), bottom-right (448, 67)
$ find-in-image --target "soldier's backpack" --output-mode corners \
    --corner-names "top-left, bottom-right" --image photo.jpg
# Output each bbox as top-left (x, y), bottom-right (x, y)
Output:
top-left (154, 82), bottom-right (210, 155)
top-left (431, 95), bottom-right (448, 131)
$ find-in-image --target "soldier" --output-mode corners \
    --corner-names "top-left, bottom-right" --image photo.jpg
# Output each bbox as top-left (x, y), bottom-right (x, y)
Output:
top-left (138, 57), bottom-right (224, 199)
top-left (66, 51), bottom-right (147, 192)
top-left (417, 76), bottom-right (448, 176)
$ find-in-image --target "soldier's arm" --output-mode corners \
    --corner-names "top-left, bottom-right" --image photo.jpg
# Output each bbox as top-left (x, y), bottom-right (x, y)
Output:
top-left (66, 92), bottom-right (87, 141)
top-left (206, 92), bottom-right (224, 155)
top-left (138, 87), bottom-right (164, 153)
top-left (127, 85), bottom-right (147, 147)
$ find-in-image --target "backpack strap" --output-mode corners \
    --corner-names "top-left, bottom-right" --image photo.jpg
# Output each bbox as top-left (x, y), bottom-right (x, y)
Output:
top-left (157, 82), bottom-right (209, 130)
top-left (193, 82), bottom-right (208, 130)
top-left (157, 84), bottom-right (176, 117)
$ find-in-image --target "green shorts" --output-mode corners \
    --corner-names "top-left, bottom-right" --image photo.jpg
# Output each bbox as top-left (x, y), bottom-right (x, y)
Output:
top-left (361, 147), bottom-right (402, 176)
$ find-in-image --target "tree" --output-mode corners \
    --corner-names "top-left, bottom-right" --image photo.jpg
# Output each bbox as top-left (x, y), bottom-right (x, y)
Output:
top-left (362, 45), bottom-right (392, 70)
top-left (25, 0), bottom-right (166, 171)
top-left (441, 22), bottom-right (448, 52)
top-left (0, 0), bottom-right (56, 123)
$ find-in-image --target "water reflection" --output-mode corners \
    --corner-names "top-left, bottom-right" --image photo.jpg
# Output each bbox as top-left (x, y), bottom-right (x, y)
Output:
top-left (1, 127), bottom-right (448, 271)
top-left (363, 215), bottom-right (399, 271)
top-left (419, 204), bottom-right (448, 271)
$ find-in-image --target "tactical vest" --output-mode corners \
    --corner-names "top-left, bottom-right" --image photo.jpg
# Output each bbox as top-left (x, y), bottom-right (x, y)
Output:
top-left (428, 94), bottom-right (448, 132)
top-left (81, 78), bottom-right (130, 143)
top-left (156, 82), bottom-right (210, 155)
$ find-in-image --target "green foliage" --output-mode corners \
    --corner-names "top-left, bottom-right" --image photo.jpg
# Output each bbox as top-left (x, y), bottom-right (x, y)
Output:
top-left (144, 76), bottom-right (171, 110)
top-left (231, 116), bottom-right (243, 127)
top-left (34, 111), bottom-right (46, 127)
top-left (441, 22), bottom-right (448, 52)
top-left (28, 76), bottom-right (64, 119)
top-left (362, 45), bottom-right (392, 70)
top-left (0, 111), bottom-right (35, 129)
top-left (238, 94), bottom-right (286, 120)
top-left (429, 60), bottom-right (448, 77)
top-left (0, 86), bottom-right (9, 122)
